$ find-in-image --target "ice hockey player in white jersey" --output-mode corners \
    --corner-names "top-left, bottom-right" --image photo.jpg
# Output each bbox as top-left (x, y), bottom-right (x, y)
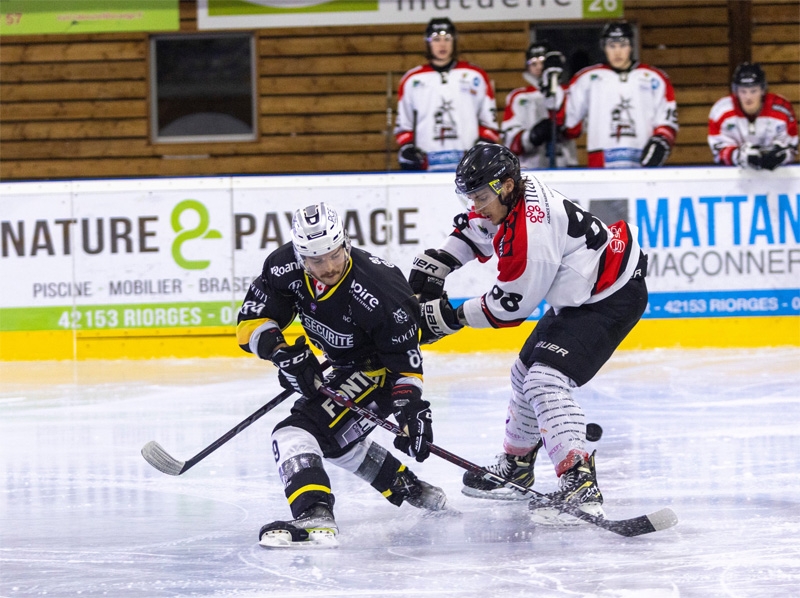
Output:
top-left (408, 144), bottom-right (648, 522)
top-left (395, 17), bottom-right (499, 171)
top-left (501, 40), bottom-right (577, 169)
top-left (238, 203), bottom-right (446, 547)
top-left (562, 21), bottom-right (678, 168)
top-left (708, 62), bottom-right (798, 169)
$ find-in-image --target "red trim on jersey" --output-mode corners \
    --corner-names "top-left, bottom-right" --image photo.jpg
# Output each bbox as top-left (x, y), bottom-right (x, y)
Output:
top-left (493, 205), bottom-right (529, 283)
top-left (653, 126), bottom-right (676, 145)
top-left (479, 294), bottom-right (528, 328)
top-left (509, 131), bottom-right (525, 155)
top-left (479, 126), bottom-right (500, 143)
top-left (396, 131), bottom-right (414, 146)
top-left (587, 150), bottom-right (605, 168)
top-left (592, 221), bottom-right (633, 294)
top-left (638, 63), bottom-right (676, 101)
top-left (719, 146), bottom-right (737, 166)
top-left (455, 60), bottom-right (496, 99)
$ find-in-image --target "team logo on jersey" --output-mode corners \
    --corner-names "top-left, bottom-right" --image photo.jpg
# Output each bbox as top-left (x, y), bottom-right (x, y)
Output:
top-left (434, 99), bottom-right (458, 142)
top-left (526, 204), bottom-right (545, 223)
top-left (610, 96), bottom-right (636, 140)
top-left (392, 308), bottom-right (409, 324)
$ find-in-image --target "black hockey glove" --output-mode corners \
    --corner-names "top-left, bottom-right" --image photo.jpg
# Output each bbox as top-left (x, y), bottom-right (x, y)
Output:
top-left (419, 295), bottom-right (464, 345)
top-left (392, 384), bottom-right (432, 462)
top-left (640, 135), bottom-right (671, 167)
top-left (270, 336), bottom-right (323, 398)
top-left (398, 144), bottom-right (428, 171)
top-left (253, 327), bottom-right (285, 360)
top-left (540, 51), bottom-right (566, 97)
top-left (408, 249), bottom-right (459, 301)
top-left (528, 118), bottom-right (554, 148)
top-left (759, 146), bottom-right (790, 171)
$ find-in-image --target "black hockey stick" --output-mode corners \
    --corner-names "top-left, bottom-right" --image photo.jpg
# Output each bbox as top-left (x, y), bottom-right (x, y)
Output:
top-left (318, 385), bottom-right (677, 537)
top-left (142, 359), bottom-right (330, 476)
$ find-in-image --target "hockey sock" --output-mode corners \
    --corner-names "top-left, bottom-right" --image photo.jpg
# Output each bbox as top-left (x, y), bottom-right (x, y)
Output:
top-left (503, 358), bottom-right (543, 455)
top-left (524, 362), bottom-right (588, 475)
top-left (272, 426), bottom-right (334, 518)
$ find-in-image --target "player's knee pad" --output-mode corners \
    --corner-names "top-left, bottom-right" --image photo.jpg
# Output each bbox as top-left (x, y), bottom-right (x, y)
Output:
top-left (327, 437), bottom-right (380, 476)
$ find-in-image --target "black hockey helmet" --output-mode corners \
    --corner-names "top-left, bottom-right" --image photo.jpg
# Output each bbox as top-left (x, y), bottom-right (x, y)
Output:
top-left (732, 62), bottom-right (767, 92)
top-left (526, 40), bottom-right (550, 65)
top-left (600, 21), bottom-right (634, 47)
top-left (455, 144), bottom-right (522, 208)
top-left (425, 17), bottom-right (457, 60)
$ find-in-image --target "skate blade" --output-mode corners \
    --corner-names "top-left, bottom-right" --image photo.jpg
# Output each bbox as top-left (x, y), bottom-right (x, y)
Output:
top-left (529, 504), bottom-right (605, 527)
top-left (259, 528), bottom-right (339, 549)
top-left (461, 485), bottom-right (531, 501)
top-left (421, 504), bottom-right (462, 518)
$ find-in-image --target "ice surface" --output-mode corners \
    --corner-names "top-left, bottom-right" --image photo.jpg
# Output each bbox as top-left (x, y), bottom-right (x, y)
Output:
top-left (2, 348), bottom-right (799, 597)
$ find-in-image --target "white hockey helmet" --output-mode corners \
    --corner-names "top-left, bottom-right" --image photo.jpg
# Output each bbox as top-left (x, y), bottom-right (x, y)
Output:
top-left (291, 203), bottom-right (350, 266)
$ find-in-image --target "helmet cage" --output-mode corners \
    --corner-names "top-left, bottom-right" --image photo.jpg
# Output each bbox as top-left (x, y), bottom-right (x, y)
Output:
top-left (291, 203), bottom-right (351, 273)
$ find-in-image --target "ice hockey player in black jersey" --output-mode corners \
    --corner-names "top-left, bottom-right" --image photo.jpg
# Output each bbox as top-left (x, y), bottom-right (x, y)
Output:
top-left (237, 202), bottom-right (446, 547)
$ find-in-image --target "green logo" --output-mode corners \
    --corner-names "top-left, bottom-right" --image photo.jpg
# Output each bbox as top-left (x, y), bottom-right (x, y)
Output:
top-left (171, 200), bottom-right (222, 270)
top-left (208, 0), bottom-right (378, 15)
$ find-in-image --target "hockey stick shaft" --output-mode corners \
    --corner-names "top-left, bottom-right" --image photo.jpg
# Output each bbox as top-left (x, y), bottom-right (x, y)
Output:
top-left (142, 360), bottom-right (330, 476)
top-left (318, 385), bottom-right (676, 537)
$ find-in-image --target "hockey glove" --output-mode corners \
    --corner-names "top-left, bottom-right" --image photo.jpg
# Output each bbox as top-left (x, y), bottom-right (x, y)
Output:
top-left (736, 144), bottom-right (763, 169)
top-left (398, 144), bottom-right (428, 171)
top-left (540, 51), bottom-right (565, 97)
top-left (408, 249), bottom-right (458, 301)
top-left (253, 326), bottom-right (285, 360)
top-left (420, 296), bottom-right (464, 345)
top-left (392, 384), bottom-right (432, 462)
top-left (640, 135), bottom-right (671, 167)
top-left (528, 118), bottom-right (554, 148)
top-left (271, 336), bottom-right (323, 398)
top-left (759, 145), bottom-right (790, 170)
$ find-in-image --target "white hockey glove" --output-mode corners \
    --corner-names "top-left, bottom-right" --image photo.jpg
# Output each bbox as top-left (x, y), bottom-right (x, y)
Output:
top-left (640, 135), bottom-right (671, 167)
top-left (408, 249), bottom-right (458, 301)
top-left (420, 296), bottom-right (464, 345)
top-left (735, 143), bottom-right (763, 169)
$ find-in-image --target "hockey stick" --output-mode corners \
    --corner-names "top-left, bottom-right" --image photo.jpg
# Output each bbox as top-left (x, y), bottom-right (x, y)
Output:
top-left (142, 360), bottom-right (330, 476)
top-left (318, 385), bottom-right (677, 537)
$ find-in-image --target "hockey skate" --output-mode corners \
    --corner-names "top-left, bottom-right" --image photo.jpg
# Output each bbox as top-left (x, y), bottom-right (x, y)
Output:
top-left (528, 450), bottom-right (605, 526)
top-left (392, 468), bottom-right (449, 512)
top-left (461, 441), bottom-right (541, 501)
top-left (259, 503), bottom-right (339, 548)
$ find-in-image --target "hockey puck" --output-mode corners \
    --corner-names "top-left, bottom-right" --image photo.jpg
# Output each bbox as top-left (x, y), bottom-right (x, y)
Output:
top-left (586, 423), bottom-right (603, 442)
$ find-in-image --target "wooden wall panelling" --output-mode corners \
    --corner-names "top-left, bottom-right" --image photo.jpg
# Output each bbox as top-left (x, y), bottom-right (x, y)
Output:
top-left (1, 0), bottom-right (799, 180)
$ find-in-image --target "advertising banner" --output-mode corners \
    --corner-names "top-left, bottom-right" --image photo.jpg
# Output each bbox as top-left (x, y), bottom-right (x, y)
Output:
top-left (197, 0), bottom-right (623, 30)
top-left (0, 0), bottom-right (179, 35)
top-left (1, 168), bottom-right (798, 340)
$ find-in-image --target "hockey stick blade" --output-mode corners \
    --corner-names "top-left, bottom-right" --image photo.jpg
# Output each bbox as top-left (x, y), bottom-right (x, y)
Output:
top-left (141, 440), bottom-right (186, 476)
top-left (317, 384), bottom-right (677, 537)
top-left (141, 360), bottom-right (330, 477)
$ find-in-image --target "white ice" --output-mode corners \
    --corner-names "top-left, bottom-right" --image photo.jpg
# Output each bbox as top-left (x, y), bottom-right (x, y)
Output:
top-left (2, 348), bottom-right (799, 597)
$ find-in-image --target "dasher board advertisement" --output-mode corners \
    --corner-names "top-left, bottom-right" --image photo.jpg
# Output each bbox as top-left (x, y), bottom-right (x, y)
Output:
top-left (1, 167), bottom-right (798, 337)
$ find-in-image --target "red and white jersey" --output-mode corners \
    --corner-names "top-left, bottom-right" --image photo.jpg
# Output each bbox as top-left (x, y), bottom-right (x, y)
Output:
top-left (707, 92), bottom-right (798, 165)
top-left (395, 61), bottom-right (499, 171)
top-left (563, 62), bottom-right (678, 168)
top-left (502, 84), bottom-right (577, 169)
top-left (439, 177), bottom-right (642, 328)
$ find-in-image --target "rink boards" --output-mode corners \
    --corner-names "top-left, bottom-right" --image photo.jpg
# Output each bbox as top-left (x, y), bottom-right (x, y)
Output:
top-left (1, 168), bottom-right (798, 360)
